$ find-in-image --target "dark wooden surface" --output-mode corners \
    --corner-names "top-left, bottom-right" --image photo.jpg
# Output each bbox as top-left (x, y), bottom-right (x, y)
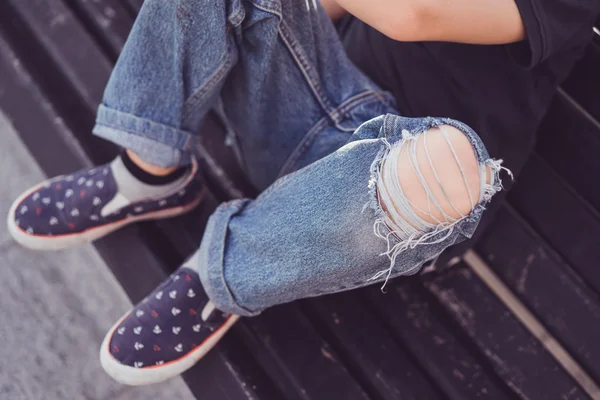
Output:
top-left (1, 1), bottom-right (600, 398)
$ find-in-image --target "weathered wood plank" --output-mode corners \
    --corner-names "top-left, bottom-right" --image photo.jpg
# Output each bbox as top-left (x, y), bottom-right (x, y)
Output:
top-left (364, 281), bottom-right (514, 400)
top-left (476, 204), bottom-right (600, 383)
top-left (66, 0), bottom-right (133, 60)
top-left (1, 0), bottom-right (111, 110)
top-left (303, 294), bottom-right (444, 400)
top-left (0, 0), bottom-right (117, 164)
top-left (240, 306), bottom-right (372, 400)
top-left (425, 264), bottom-right (591, 400)
top-left (0, 35), bottom-right (89, 176)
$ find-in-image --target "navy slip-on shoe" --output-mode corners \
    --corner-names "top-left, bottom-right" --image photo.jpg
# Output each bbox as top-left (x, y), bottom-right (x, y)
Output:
top-left (100, 267), bottom-right (238, 386)
top-left (7, 159), bottom-right (204, 250)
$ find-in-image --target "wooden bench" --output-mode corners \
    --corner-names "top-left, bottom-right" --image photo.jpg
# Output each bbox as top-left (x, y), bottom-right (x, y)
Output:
top-left (1, 1), bottom-right (599, 398)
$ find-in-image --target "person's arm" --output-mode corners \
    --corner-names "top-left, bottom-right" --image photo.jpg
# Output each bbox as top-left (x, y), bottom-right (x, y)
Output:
top-left (321, 0), bottom-right (347, 21)
top-left (333, 0), bottom-right (526, 44)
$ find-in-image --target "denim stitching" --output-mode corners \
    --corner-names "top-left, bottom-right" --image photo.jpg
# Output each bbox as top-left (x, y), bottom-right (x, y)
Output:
top-left (278, 23), bottom-right (335, 117)
top-left (95, 122), bottom-right (191, 151)
top-left (275, 117), bottom-right (329, 179)
top-left (248, 0), bottom-right (281, 16)
top-left (382, 114), bottom-right (397, 139)
top-left (276, 91), bottom-right (389, 179)
top-left (211, 201), bottom-right (255, 315)
top-left (336, 90), bottom-right (387, 115)
top-left (330, 90), bottom-right (392, 125)
top-left (333, 91), bottom-right (392, 132)
top-left (262, 12), bottom-right (337, 121)
top-left (182, 30), bottom-right (235, 120)
top-left (227, 2), bottom-right (246, 26)
top-left (97, 105), bottom-right (194, 149)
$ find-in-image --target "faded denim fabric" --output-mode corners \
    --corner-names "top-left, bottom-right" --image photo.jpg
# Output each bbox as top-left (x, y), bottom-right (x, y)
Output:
top-left (198, 115), bottom-right (506, 316)
top-left (92, 0), bottom-right (507, 316)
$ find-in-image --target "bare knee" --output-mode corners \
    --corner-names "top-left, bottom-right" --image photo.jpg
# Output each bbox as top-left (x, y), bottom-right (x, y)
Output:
top-left (378, 125), bottom-right (488, 231)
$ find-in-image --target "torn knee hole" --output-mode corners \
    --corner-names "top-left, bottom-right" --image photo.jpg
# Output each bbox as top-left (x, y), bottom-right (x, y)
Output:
top-left (377, 124), bottom-right (490, 236)
top-left (367, 123), bottom-right (510, 289)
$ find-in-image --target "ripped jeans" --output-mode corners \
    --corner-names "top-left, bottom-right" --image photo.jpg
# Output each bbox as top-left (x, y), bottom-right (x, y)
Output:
top-left (92, 0), bottom-right (507, 316)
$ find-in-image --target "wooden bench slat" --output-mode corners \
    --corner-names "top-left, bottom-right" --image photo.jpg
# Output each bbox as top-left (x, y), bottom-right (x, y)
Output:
top-left (0, 0), bottom-right (117, 164)
top-left (364, 281), bottom-right (514, 400)
top-left (67, 0), bottom-right (133, 60)
top-left (2, 0), bottom-right (111, 112)
top-left (0, 35), bottom-right (89, 176)
top-left (476, 204), bottom-right (600, 383)
top-left (424, 264), bottom-right (592, 400)
top-left (240, 305), bottom-right (372, 400)
top-left (303, 294), bottom-right (444, 400)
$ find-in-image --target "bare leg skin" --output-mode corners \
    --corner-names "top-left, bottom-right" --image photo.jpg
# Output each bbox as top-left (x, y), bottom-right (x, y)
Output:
top-left (126, 149), bottom-right (178, 176)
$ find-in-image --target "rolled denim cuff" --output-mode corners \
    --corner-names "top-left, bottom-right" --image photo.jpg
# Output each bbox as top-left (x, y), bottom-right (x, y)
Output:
top-left (195, 199), bottom-right (260, 317)
top-left (93, 104), bottom-right (194, 168)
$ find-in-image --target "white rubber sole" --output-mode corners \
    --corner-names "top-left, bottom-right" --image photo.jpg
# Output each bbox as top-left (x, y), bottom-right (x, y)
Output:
top-left (100, 312), bottom-right (239, 386)
top-left (7, 182), bottom-right (204, 251)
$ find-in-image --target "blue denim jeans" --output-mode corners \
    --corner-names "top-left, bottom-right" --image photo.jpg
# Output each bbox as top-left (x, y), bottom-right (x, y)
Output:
top-left (93, 0), bottom-right (506, 316)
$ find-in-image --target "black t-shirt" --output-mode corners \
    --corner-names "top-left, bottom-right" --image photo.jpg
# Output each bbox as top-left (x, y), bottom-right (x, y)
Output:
top-left (340, 0), bottom-right (600, 175)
